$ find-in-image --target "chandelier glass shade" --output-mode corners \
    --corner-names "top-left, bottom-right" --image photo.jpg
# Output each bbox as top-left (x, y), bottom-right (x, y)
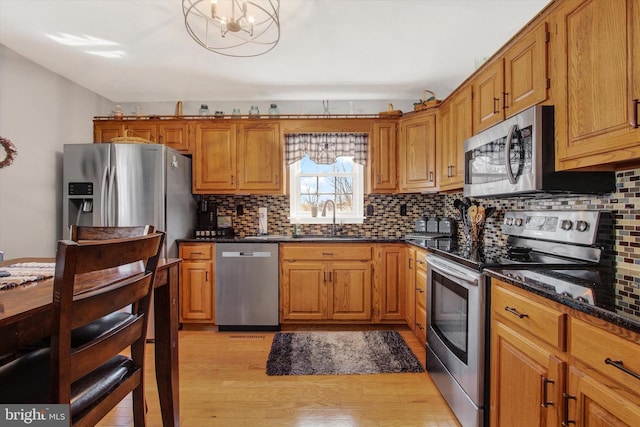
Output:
top-left (182, 0), bottom-right (280, 57)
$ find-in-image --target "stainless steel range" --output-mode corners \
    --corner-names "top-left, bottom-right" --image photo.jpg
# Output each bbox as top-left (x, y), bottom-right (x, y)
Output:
top-left (424, 209), bottom-right (613, 427)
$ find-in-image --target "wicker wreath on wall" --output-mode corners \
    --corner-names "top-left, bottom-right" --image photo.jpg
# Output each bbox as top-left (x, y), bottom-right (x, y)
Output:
top-left (0, 137), bottom-right (17, 169)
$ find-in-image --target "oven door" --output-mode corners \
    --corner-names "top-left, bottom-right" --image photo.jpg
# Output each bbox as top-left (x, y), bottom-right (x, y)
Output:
top-left (426, 254), bottom-right (486, 406)
top-left (463, 105), bottom-right (546, 198)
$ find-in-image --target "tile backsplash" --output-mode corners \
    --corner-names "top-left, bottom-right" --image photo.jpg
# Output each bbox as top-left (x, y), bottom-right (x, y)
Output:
top-left (203, 167), bottom-right (640, 320)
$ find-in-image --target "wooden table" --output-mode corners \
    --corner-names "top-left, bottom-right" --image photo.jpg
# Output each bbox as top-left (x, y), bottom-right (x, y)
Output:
top-left (0, 257), bottom-right (181, 427)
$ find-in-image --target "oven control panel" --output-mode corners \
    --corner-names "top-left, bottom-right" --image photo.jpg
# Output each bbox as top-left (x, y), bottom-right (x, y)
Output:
top-left (502, 210), bottom-right (602, 245)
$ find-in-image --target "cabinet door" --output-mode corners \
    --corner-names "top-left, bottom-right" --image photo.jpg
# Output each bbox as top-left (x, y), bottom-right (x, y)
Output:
top-left (473, 59), bottom-right (505, 132)
top-left (125, 121), bottom-right (157, 142)
top-left (399, 112), bottom-right (437, 192)
top-left (280, 261), bottom-right (326, 321)
top-left (237, 123), bottom-right (282, 193)
top-left (491, 321), bottom-right (564, 427)
top-left (504, 22), bottom-right (548, 117)
top-left (93, 122), bottom-right (124, 143)
top-left (193, 122), bottom-right (236, 193)
top-left (179, 261), bottom-right (214, 322)
top-left (567, 366), bottom-right (640, 427)
top-left (438, 85), bottom-right (472, 191)
top-left (327, 261), bottom-right (372, 321)
top-left (369, 121), bottom-right (398, 193)
top-left (158, 121), bottom-right (191, 153)
top-left (375, 245), bottom-right (405, 322)
top-left (554, 0), bottom-right (640, 169)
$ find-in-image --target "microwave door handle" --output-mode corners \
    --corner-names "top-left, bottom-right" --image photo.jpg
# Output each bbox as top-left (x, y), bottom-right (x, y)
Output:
top-left (504, 124), bottom-right (518, 184)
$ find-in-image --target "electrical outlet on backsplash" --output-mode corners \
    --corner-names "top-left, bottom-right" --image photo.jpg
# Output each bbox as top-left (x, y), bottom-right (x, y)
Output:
top-left (201, 167), bottom-right (640, 319)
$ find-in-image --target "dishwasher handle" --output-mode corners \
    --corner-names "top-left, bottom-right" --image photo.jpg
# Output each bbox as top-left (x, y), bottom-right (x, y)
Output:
top-left (221, 251), bottom-right (273, 258)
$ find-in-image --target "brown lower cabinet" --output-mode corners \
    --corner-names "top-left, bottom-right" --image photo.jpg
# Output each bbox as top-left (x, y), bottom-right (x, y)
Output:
top-left (179, 243), bottom-right (215, 323)
top-left (490, 279), bottom-right (640, 426)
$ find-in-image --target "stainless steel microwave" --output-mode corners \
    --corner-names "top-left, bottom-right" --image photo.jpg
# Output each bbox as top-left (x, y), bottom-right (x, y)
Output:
top-left (463, 105), bottom-right (614, 198)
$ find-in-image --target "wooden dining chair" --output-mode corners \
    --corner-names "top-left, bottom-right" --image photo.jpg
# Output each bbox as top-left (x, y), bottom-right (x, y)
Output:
top-left (0, 232), bottom-right (164, 427)
top-left (21, 225), bottom-right (158, 350)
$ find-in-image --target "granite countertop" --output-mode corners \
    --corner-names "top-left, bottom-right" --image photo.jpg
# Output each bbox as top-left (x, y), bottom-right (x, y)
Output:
top-left (179, 235), bottom-right (405, 243)
top-left (484, 268), bottom-right (640, 335)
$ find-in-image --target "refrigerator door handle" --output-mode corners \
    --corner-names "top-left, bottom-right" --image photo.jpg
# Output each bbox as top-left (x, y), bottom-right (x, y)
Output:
top-left (107, 166), bottom-right (116, 226)
top-left (100, 165), bottom-right (109, 225)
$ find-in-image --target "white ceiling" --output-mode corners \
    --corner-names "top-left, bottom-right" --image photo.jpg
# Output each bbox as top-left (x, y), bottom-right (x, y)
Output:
top-left (0, 0), bottom-right (551, 103)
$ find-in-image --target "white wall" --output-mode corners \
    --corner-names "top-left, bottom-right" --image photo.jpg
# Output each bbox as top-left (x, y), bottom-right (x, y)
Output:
top-left (0, 45), bottom-right (112, 258)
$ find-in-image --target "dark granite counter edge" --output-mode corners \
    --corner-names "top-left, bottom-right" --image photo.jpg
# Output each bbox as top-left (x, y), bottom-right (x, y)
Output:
top-left (178, 236), bottom-right (405, 243)
top-left (485, 268), bottom-right (640, 335)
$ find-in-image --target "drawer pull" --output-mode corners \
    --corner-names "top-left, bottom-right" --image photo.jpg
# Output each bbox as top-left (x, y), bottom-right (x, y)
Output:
top-left (541, 377), bottom-right (554, 407)
top-left (605, 358), bottom-right (640, 380)
top-left (633, 99), bottom-right (639, 128)
top-left (416, 288), bottom-right (425, 294)
top-left (562, 393), bottom-right (576, 426)
top-left (415, 322), bottom-right (424, 331)
top-left (191, 251), bottom-right (203, 255)
top-left (322, 252), bottom-right (334, 256)
top-left (505, 306), bottom-right (528, 318)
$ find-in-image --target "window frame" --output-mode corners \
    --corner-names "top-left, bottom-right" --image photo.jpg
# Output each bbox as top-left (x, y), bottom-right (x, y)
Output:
top-left (289, 156), bottom-right (364, 225)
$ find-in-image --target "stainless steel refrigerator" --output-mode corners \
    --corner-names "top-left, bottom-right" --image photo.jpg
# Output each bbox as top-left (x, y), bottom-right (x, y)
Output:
top-left (62, 143), bottom-right (196, 258)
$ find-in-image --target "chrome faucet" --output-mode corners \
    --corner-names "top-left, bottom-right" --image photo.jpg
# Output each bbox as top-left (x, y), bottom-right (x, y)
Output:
top-left (321, 200), bottom-right (339, 236)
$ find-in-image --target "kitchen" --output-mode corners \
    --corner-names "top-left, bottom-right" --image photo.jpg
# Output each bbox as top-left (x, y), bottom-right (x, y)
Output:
top-left (1, 0), bottom-right (640, 426)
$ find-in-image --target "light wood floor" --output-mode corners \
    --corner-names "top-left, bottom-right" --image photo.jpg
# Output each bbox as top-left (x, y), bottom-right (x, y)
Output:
top-left (97, 326), bottom-right (460, 426)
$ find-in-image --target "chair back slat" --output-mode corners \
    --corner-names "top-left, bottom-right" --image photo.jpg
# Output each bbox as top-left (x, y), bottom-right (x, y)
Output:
top-left (70, 225), bottom-right (154, 242)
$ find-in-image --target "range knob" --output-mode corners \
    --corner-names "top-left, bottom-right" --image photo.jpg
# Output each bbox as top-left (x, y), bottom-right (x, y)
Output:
top-left (560, 219), bottom-right (573, 231)
top-left (505, 217), bottom-right (514, 226)
top-left (575, 220), bottom-right (589, 232)
top-left (514, 218), bottom-right (524, 227)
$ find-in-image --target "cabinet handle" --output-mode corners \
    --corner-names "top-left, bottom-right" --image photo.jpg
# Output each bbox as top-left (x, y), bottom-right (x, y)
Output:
top-left (633, 99), bottom-right (639, 128)
top-left (323, 272), bottom-right (327, 282)
top-left (408, 258), bottom-right (413, 269)
top-left (504, 306), bottom-right (528, 318)
top-left (493, 97), bottom-right (500, 114)
top-left (329, 272), bottom-right (332, 282)
top-left (415, 322), bottom-right (424, 331)
top-left (605, 358), bottom-right (640, 380)
top-left (322, 252), bottom-right (334, 256)
top-left (205, 271), bottom-right (208, 282)
top-left (230, 175), bottom-right (234, 185)
top-left (562, 393), bottom-right (576, 426)
top-left (416, 288), bottom-right (425, 294)
top-left (541, 377), bottom-right (554, 407)
top-left (503, 92), bottom-right (509, 110)
top-left (429, 171), bottom-right (434, 182)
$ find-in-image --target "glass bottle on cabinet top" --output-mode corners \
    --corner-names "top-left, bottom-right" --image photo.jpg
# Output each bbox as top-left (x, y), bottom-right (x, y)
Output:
top-left (199, 104), bottom-right (209, 115)
top-left (269, 104), bottom-right (279, 117)
top-left (249, 105), bottom-right (260, 116)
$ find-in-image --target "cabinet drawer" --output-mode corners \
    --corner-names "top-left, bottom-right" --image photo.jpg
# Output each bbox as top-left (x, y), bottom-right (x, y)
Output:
top-left (281, 244), bottom-right (372, 261)
top-left (492, 284), bottom-right (567, 351)
top-left (571, 318), bottom-right (640, 389)
top-left (179, 243), bottom-right (213, 260)
top-left (415, 268), bottom-right (427, 310)
top-left (415, 250), bottom-right (428, 273)
top-left (415, 304), bottom-right (427, 345)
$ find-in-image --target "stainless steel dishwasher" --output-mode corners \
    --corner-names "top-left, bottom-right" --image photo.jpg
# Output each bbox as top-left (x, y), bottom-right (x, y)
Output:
top-left (215, 243), bottom-right (280, 331)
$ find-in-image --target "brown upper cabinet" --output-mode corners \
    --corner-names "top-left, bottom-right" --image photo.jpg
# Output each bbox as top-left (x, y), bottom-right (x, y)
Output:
top-left (93, 119), bottom-right (191, 153)
top-left (437, 84), bottom-right (473, 191)
top-left (368, 120), bottom-right (398, 193)
top-left (193, 121), bottom-right (283, 194)
top-left (473, 21), bottom-right (549, 133)
top-left (398, 110), bottom-right (437, 193)
top-left (552, 0), bottom-right (640, 170)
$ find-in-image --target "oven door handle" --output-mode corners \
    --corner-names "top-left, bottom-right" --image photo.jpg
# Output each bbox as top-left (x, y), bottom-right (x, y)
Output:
top-left (504, 124), bottom-right (519, 184)
top-left (428, 258), bottom-right (479, 286)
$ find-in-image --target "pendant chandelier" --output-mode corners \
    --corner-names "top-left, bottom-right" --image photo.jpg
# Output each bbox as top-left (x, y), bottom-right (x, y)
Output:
top-left (182, 0), bottom-right (280, 57)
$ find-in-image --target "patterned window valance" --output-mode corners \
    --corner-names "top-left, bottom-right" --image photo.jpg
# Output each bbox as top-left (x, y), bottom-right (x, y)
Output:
top-left (284, 133), bottom-right (368, 165)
